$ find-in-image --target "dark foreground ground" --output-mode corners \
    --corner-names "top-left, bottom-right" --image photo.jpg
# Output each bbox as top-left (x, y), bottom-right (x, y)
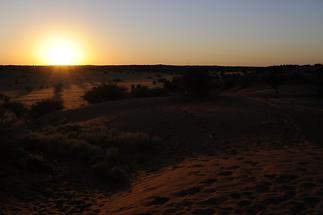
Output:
top-left (1, 65), bottom-right (323, 214)
top-left (1, 86), bottom-right (323, 214)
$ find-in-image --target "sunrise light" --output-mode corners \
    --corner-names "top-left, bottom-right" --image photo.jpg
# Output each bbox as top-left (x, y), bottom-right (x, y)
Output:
top-left (37, 36), bottom-right (84, 65)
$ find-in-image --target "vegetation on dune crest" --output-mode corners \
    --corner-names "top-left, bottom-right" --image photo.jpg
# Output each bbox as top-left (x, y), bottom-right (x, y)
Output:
top-left (83, 83), bottom-right (169, 104)
top-left (130, 84), bottom-right (169, 98)
top-left (83, 72), bottom-right (217, 104)
top-left (83, 84), bottom-right (128, 104)
top-left (168, 72), bottom-right (217, 98)
top-left (1, 92), bottom-right (64, 120)
top-left (1, 100), bottom-right (163, 187)
top-left (25, 124), bottom-right (161, 184)
top-left (2, 101), bottom-right (28, 118)
top-left (53, 82), bottom-right (63, 96)
top-left (29, 99), bottom-right (64, 118)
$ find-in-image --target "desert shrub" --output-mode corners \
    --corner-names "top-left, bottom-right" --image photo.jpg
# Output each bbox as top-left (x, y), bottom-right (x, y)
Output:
top-left (0, 109), bottom-right (19, 131)
top-left (53, 83), bottom-right (63, 96)
top-left (0, 134), bottom-right (25, 168)
top-left (241, 75), bottom-right (256, 88)
top-left (23, 124), bottom-right (162, 184)
top-left (29, 99), bottom-right (64, 118)
top-left (24, 86), bottom-right (33, 92)
top-left (0, 93), bottom-right (10, 103)
top-left (0, 95), bottom-right (27, 118)
top-left (83, 84), bottom-right (128, 104)
top-left (157, 78), bottom-right (169, 84)
top-left (318, 75), bottom-right (323, 97)
top-left (91, 162), bottom-right (129, 184)
top-left (221, 78), bottom-right (240, 89)
top-left (112, 78), bottom-right (123, 83)
top-left (318, 87), bottom-right (323, 97)
top-left (0, 109), bottom-right (24, 166)
top-left (25, 132), bottom-right (102, 162)
top-left (2, 101), bottom-right (28, 118)
top-left (170, 72), bottom-right (213, 98)
top-left (105, 132), bottom-right (161, 166)
top-left (131, 85), bottom-right (168, 98)
top-left (264, 74), bottom-right (287, 95)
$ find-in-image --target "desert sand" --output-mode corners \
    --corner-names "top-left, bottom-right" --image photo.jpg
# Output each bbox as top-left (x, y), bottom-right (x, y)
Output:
top-left (0, 68), bottom-right (323, 214)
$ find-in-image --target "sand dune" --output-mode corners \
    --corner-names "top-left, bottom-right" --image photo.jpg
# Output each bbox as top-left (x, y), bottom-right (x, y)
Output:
top-left (1, 83), bottom-right (323, 214)
top-left (103, 143), bottom-right (323, 214)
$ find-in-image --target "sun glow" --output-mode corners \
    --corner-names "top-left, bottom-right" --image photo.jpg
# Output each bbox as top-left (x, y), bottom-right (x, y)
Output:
top-left (37, 36), bottom-right (84, 65)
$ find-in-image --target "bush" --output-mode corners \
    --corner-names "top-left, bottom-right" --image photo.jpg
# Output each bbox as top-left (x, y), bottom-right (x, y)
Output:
top-left (171, 72), bottom-right (213, 98)
top-left (29, 99), bottom-right (64, 118)
top-left (23, 124), bottom-right (162, 184)
top-left (241, 76), bottom-right (256, 88)
top-left (25, 132), bottom-right (101, 162)
top-left (265, 74), bottom-right (287, 95)
top-left (53, 83), bottom-right (63, 96)
top-left (318, 76), bottom-right (323, 97)
top-left (0, 108), bottom-right (24, 166)
top-left (83, 84), bottom-right (128, 104)
top-left (0, 93), bottom-right (10, 103)
top-left (131, 85), bottom-right (168, 98)
top-left (24, 86), bottom-right (34, 92)
top-left (0, 109), bottom-right (19, 131)
top-left (91, 162), bottom-right (129, 184)
top-left (2, 101), bottom-right (28, 118)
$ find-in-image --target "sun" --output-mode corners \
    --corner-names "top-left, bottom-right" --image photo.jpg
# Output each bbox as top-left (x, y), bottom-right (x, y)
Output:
top-left (38, 37), bottom-right (84, 65)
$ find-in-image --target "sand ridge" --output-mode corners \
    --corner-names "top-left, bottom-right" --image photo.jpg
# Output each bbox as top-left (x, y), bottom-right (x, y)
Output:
top-left (102, 143), bottom-right (323, 215)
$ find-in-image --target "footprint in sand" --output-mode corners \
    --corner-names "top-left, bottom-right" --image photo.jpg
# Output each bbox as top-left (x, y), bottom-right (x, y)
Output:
top-left (302, 196), bottom-right (320, 207)
top-left (203, 188), bottom-right (216, 193)
top-left (200, 178), bottom-right (217, 185)
top-left (167, 200), bottom-right (193, 209)
top-left (197, 196), bottom-right (227, 206)
top-left (244, 160), bottom-right (258, 166)
top-left (147, 196), bottom-right (170, 206)
top-left (230, 191), bottom-right (243, 200)
top-left (227, 165), bottom-right (240, 170)
top-left (192, 208), bottom-right (214, 215)
top-left (163, 208), bottom-right (177, 214)
top-left (174, 186), bottom-right (202, 197)
top-left (230, 191), bottom-right (254, 201)
top-left (254, 181), bottom-right (271, 193)
top-left (217, 170), bottom-right (234, 176)
top-left (274, 174), bottom-right (298, 184)
top-left (261, 194), bottom-right (288, 205)
top-left (189, 171), bottom-right (206, 176)
top-left (298, 161), bottom-right (309, 166)
top-left (300, 181), bottom-right (316, 190)
top-left (237, 199), bottom-right (253, 207)
top-left (296, 167), bottom-right (307, 172)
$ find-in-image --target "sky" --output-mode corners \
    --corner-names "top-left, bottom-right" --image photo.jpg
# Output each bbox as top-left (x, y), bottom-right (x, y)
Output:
top-left (0, 0), bottom-right (323, 66)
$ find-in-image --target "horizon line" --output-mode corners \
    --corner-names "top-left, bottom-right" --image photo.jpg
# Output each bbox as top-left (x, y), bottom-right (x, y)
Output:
top-left (0, 63), bottom-right (322, 68)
